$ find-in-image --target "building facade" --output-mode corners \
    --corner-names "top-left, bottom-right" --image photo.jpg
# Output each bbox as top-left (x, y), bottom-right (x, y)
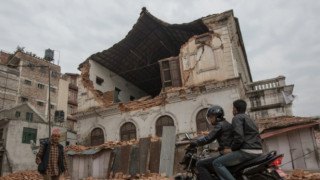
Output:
top-left (74, 9), bottom-right (294, 146)
top-left (0, 49), bottom-right (60, 120)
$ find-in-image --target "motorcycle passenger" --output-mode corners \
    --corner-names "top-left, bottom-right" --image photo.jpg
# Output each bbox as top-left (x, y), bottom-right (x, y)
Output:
top-left (189, 105), bottom-right (233, 180)
top-left (212, 99), bottom-right (263, 180)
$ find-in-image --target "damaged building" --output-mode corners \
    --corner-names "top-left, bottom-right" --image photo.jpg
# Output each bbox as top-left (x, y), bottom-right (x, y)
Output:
top-left (74, 8), bottom-right (294, 145)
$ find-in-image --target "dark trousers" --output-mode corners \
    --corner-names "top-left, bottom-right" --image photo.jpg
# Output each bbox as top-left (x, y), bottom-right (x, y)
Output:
top-left (196, 155), bottom-right (221, 180)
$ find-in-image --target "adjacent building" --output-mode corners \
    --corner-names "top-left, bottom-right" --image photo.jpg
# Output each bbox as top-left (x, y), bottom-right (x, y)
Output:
top-left (0, 48), bottom-right (77, 176)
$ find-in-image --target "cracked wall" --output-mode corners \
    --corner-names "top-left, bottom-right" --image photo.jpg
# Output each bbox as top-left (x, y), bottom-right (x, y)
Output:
top-left (179, 32), bottom-right (235, 86)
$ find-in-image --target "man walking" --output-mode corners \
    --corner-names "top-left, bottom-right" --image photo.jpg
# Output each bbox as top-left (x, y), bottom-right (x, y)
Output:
top-left (36, 129), bottom-right (68, 180)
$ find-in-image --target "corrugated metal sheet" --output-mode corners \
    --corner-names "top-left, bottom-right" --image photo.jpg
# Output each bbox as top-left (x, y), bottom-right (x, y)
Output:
top-left (67, 149), bottom-right (101, 155)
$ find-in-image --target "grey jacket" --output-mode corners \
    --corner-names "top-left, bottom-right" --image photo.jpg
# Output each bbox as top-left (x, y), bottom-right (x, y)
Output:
top-left (231, 113), bottom-right (262, 151)
top-left (195, 118), bottom-right (233, 153)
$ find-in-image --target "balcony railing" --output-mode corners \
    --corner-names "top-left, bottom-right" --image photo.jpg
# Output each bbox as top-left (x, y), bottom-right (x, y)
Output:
top-left (246, 76), bottom-right (286, 92)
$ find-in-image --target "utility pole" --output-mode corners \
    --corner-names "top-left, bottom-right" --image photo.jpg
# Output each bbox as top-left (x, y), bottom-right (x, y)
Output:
top-left (48, 66), bottom-right (51, 139)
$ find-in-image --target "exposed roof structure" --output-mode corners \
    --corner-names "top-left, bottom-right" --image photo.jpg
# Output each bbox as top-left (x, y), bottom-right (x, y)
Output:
top-left (86, 7), bottom-right (209, 96)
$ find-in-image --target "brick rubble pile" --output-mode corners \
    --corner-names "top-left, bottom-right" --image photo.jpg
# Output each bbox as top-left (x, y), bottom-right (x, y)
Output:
top-left (0, 170), bottom-right (42, 180)
top-left (65, 136), bottom-right (161, 152)
top-left (286, 169), bottom-right (320, 180)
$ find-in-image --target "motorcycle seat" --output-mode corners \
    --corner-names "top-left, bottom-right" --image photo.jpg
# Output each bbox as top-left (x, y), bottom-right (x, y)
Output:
top-left (228, 150), bottom-right (277, 173)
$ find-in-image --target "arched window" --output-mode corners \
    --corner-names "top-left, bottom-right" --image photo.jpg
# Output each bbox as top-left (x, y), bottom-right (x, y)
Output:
top-left (196, 108), bottom-right (209, 133)
top-left (91, 128), bottom-right (104, 146)
top-left (120, 122), bottom-right (137, 141)
top-left (156, 115), bottom-right (174, 137)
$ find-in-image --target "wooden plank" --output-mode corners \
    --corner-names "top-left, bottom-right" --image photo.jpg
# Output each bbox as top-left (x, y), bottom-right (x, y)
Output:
top-left (139, 137), bottom-right (151, 174)
top-left (99, 151), bottom-right (105, 178)
top-left (299, 128), bottom-right (319, 169)
top-left (111, 147), bottom-right (121, 175)
top-left (78, 156), bottom-right (85, 179)
top-left (173, 144), bottom-right (187, 175)
top-left (149, 140), bottom-right (161, 173)
top-left (92, 154), bottom-right (100, 178)
top-left (159, 126), bottom-right (176, 177)
top-left (88, 156), bottom-right (93, 178)
top-left (119, 145), bottom-right (131, 174)
top-left (129, 145), bottom-right (140, 175)
top-left (103, 150), bottom-right (112, 178)
top-left (288, 130), bottom-right (306, 169)
top-left (83, 156), bottom-right (88, 178)
top-left (72, 156), bottom-right (79, 180)
top-left (108, 151), bottom-right (116, 179)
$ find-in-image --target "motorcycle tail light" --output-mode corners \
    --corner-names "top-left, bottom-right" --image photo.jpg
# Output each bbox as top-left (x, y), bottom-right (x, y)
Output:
top-left (269, 156), bottom-right (283, 167)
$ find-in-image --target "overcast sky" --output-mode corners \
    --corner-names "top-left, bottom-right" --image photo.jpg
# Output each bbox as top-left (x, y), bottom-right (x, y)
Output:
top-left (0, 0), bottom-right (319, 117)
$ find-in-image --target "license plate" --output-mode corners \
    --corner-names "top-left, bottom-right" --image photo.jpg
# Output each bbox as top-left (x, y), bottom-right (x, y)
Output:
top-left (276, 168), bottom-right (286, 178)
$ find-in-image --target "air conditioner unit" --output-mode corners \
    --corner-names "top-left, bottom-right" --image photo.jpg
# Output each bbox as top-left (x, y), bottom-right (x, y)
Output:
top-left (54, 110), bottom-right (65, 122)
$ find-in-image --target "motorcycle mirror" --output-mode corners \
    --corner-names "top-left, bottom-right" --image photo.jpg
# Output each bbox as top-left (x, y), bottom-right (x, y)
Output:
top-left (185, 133), bottom-right (191, 140)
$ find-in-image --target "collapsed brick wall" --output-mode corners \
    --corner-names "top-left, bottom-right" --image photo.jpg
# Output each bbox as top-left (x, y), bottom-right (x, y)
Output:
top-left (79, 61), bottom-right (114, 109)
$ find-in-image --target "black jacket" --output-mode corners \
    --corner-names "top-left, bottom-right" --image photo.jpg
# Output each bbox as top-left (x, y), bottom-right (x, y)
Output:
top-left (231, 113), bottom-right (262, 151)
top-left (195, 118), bottom-right (233, 153)
top-left (38, 142), bottom-right (65, 174)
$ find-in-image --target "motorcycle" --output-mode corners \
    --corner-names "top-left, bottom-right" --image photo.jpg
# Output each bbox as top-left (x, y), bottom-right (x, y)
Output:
top-left (175, 133), bottom-right (286, 180)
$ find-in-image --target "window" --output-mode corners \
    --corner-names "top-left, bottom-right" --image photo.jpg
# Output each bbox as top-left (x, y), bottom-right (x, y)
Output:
top-left (71, 78), bottom-right (76, 85)
top-left (114, 87), bottom-right (121, 103)
top-left (22, 128), bottom-right (37, 144)
top-left (68, 105), bottom-right (76, 114)
top-left (156, 116), bottom-right (174, 137)
top-left (50, 87), bottom-right (56, 93)
top-left (51, 71), bottom-right (58, 77)
top-left (24, 80), bottom-right (31, 85)
top-left (120, 122), bottom-right (136, 141)
top-left (91, 128), bottom-right (104, 146)
top-left (68, 90), bottom-right (77, 101)
top-left (195, 34), bottom-right (211, 44)
top-left (196, 108), bottom-right (209, 133)
top-left (26, 112), bottom-right (33, 122)
top-left (21, 97), bottom-right (28, 102)
top-left (159, 58), bottom-right (182, 90)
top-left (81, 92), bottom-right (87, 96)
top-left (15, 111), bottom-right (21, 117)
top-left (37, 101), bottom-right (44, 106)
top-left (40, 67), bottom-right (47, 73)
top-left (96, 76), bottom-right (104, 85)
top-left (28, 63), bottom-right (35, 70)
top-left (38, 84), bottom-right (44, 89)
top-left (130, 96), bottom-right (135, 101)
top-left (50, 104), bottom-right (55, 109)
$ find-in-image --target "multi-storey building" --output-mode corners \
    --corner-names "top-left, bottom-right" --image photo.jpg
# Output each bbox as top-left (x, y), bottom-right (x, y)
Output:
top-left (74, 9), bottom-right (294, 146)
top-left (0, 49), bottom-right (60, 119)
top-left (0, 49), bottom-right (77, 176)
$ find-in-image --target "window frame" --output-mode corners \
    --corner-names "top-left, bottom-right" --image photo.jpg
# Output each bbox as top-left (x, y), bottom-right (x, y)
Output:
top-left (155, 115), bottom-right (174, 137)
top-left (196, 108), bottom-right (209, 133)
top-left (15, 111), bottom-right (21, 118)
top-left (22, 127), bottom-right (37, 144)
top-left (91, 128), bottom-right (104, 146)
top-left (38, 83), bottom-right (44, 89)
top-left (120, 122), bottom-right (137, 141)
top-left (26, 112), bottom-right (33, 122)
top-left (24, 80), bottom-right (31, 85)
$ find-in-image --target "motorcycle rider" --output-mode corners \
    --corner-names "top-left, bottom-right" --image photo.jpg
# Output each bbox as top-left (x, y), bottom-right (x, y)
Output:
top-left (189, 105), bottom-right (233, 180)
top-left (212, 99), bottom-right (263, 180)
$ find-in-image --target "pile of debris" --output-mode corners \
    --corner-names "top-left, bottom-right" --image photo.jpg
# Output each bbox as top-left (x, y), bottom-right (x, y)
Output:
top-left (286, 169), bottom-right (320, 180)
top-left (65, 136), bottom-right (161, 152)
top-left (65, 171), bottom-right (173, 180)
top-left (0, 170), bottom-right (42, 180)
